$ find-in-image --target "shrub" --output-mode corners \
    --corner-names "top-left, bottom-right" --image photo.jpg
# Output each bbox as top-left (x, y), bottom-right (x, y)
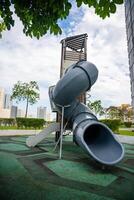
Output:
top-left (124, 121), bottom-right (132, 128)
top-left (16, 118), bottom-right (45, 129)
top-left (0, 118), bottom-right (16, 126)
top-left (100, 119), bottom-right (121, 132)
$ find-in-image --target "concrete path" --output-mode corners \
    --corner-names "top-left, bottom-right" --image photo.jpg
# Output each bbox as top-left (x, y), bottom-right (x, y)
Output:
top-left (119, 127), bottom-right (134, 131)
top-left (0, 130), bottom-right (134, 144)
top-left (115, 134), bottom-right (134, 145)
top-left (0, 129), bottom-right (40, 136)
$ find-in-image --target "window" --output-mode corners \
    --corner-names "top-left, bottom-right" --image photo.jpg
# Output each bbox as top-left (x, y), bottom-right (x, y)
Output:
top-left (132, 64), bottom-right (134, 81)
top-left (127, 24), bottom-right (132, 42)
top-left (132, 96), bottom-right (134, 107)
top-left (131, 0), bottom-right (134, 10)
top-left (131, 7), bottom-right (134, 23)
top-left (129, 68), bottom-right (133, 81)
top-left (128, 37), bottom-right (133, 54)
top-left (129, 48), bottom-right (134, 67)
top-left (131, 81), bottom-right (134, 96)
top-left (125, 0), bottom-right (130, 18)
top-left (126, 12), bottom-right (131, 29)
top-left (132, 22), bottom-right (134, 37)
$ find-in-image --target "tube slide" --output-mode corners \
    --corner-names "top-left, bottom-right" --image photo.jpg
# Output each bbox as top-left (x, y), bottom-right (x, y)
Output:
top-left (51, 61), bottom-right (124, 166)
top-left (26, 122), bottom-right (60, 147)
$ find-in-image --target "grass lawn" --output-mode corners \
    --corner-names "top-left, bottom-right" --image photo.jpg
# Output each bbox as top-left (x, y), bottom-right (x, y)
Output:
top-left (0, 126), bottom-right (42, 130)
top-left (0, 126), bottom-right (19, 130)
top-left (0, 126), bottom-right (134, 137)
top-left (117, 129), bottom-right (134, 136)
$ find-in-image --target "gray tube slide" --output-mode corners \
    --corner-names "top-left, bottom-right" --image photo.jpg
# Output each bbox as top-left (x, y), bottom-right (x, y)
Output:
top-left (51, 61), bottom-right (124, 166)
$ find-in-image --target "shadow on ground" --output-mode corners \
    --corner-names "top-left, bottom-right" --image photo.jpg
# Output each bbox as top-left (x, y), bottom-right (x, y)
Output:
top-left (0, 135), bottom-right (134, 200)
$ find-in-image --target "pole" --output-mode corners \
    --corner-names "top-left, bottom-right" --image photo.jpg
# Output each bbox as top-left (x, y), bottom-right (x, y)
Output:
top-left (59, 106), bottom-right (64, 159)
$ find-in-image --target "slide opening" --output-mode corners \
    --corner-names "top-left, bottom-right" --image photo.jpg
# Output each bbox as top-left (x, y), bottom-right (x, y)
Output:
top-left (84, 124), bottom-right (111, 145)
top-left (83, 123), bottom-right (123, 164)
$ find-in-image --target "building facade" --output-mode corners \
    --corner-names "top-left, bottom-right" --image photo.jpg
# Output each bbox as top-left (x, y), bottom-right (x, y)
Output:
top-left (0, 88), bottom-right (10, 118)
top-left (4, 94), bottom-right (12, 109)
top-left (17, 109), bottom-right (25, 117)
top-left (10, 106), bottom-right (18, 118)
top-left (37, 107), bottom-right (47, 119)
top-left (0, 88), bottom-right (4, 109)
top-left (125, 0), bottom-right (134, 109)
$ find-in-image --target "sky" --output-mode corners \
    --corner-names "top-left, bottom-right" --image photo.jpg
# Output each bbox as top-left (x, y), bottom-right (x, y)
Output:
top-left (0, 2), bottom-right (131, 118)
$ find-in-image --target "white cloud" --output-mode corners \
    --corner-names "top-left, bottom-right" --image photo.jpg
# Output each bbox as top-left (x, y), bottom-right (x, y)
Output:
top-left (0, 4), bottom-right (131, 117)
top-left (0, 15), bottom-right (63, 116)
top-left (69, 4), bottom-right (131, 107)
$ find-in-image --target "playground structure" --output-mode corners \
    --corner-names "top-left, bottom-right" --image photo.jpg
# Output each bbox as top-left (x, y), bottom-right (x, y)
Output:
top-left (27, 60), bottom-right (124, 166)
top-left (26, 34), bottom-right (124, 166)
top-left (55, 34), bottom-right (88, 141)
top-left (51, 60), bottom-right (124, 165)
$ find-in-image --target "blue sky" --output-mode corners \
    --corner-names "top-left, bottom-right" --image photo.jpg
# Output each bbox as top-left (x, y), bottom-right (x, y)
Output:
top-left (0, 2), bottom-right (131, 118)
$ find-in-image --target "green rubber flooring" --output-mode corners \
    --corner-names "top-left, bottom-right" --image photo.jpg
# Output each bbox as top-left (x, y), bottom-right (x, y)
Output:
top-left (0, 135), bottom-right (134, 200)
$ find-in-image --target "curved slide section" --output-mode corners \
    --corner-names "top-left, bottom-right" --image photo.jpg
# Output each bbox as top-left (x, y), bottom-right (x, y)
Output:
top-left (52, 61), bottom-right (124, 166)
top-left (26, 123), bottom-right (60, 147)
top-left (73, 119), bottom-right (124, 165)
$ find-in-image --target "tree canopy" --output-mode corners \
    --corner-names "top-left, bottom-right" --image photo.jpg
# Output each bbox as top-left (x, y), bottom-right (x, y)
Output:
top-left (106, 104), bottom-right (133, 121)
top-left (11, 81), bottom-right (40, 117)
top-left (0, 0), bottom-right (124, 39)
top-left (88, 100), bottom-right (104, 117)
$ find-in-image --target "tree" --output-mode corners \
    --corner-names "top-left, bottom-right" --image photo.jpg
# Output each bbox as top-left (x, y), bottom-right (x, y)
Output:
top-left (0, 0), bottom-right (124, 38)
top-left (106, 106), bottom-right (120, 119)
top-left (11, 81), bottom-right (40, 118)
top-left (118, 104), bottom-right (133, 122)
top-left (106, 104), bottom-right (133, 121)
top-left (88, 100), bottom-right (104, 117)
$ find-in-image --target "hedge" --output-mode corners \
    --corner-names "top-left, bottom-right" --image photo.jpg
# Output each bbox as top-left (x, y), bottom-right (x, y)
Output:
top-left (0, 118), bottom-right (16, 126)
top-left (16, 118), bottom-right (45, 129)
top-left (100, 119), bottom-right (121, 132)
top-left (124, 121), bottom-right (132, 128)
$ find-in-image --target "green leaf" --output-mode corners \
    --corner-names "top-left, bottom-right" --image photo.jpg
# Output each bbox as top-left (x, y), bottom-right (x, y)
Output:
top-left (0, 0), bottom-right (124, 38)
top-left (110, 2), bottom-right (116, 13)
top-left (113, 0), bottom-right (123, 4)
top-left (76, 0), bottom-right (82, 7)
top-left (66, 2), bottom-right (72, 10)
top-left (7, 24), bottom-right (10, 30)
top-left (99, 0), bottom-right (106, 7)
top-left (91, 0), bottom-right (98, 7)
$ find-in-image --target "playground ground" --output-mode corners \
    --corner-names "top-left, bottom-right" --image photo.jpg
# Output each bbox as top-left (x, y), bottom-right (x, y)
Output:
top-left (0, 134), bottom-right (134, 200)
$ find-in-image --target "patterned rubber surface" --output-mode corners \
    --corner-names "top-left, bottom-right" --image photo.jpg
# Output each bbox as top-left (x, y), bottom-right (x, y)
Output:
top-left (0, 135), bottom-right (134, 200)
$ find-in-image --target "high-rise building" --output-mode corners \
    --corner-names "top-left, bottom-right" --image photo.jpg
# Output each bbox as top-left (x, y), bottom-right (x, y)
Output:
top-left (10, 106), bottom-right (18, 118)
top-left (4, 94), bottom-right (12, 109)
top-left (46, 112), bottom-right (51, 121)
top-left (0, 88), bottom-right (10, 118)
top-left (37, 107), bottom-right (47, 119)
top-left (17, 109), bottom-right (25, 117)
top-left (0, 88), bottom-right (4, 109)
top-left (125, 0), bottom-right (134, 110)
